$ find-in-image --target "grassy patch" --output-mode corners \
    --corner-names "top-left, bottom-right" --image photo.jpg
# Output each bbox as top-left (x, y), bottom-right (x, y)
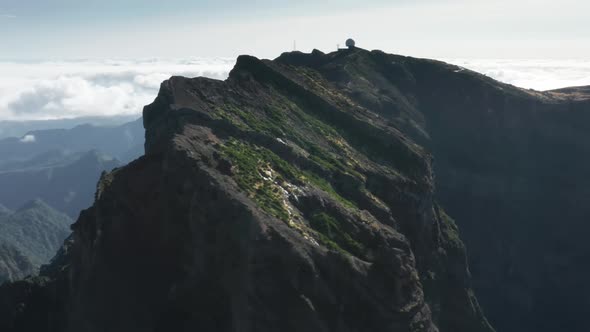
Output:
top-left (215, 104), bottom-right (286, 137)
top-left (221, 139), bottom-right (292, 221)
top-left (437, 206), bottom-right (464, 250)
top-left (309, 212), bottom-right (364, 257)
top-left (216, 97), bottom-right (365, 211)
top-left (222, 139), bottom-right (358, 219)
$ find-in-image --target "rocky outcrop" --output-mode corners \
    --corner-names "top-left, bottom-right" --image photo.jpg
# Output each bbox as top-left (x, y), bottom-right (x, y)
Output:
top-left (412, 67), bottom-right (590, 332)
top-left (0, 48), bottom-right (494, 332)
top-left (2, 48), bottom-right (588, 332)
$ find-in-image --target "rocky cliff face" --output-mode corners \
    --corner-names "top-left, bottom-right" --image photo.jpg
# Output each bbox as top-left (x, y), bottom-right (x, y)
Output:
top-left (412, 63), bottom-right (590, 332)
top-left (1, 48), bottom-right (588, 332)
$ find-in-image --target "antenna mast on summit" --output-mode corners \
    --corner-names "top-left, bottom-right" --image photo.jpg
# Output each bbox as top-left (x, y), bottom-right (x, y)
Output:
top-left (293, 40), bottom-right (297, 51)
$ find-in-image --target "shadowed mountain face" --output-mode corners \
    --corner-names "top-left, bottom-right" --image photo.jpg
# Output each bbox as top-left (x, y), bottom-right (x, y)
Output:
top-left (0, 200), bottom-right (72, 284)
top-left (395, 59), bottom-right (590, 332)
top-left (0, 48), bottom-right (588, 332)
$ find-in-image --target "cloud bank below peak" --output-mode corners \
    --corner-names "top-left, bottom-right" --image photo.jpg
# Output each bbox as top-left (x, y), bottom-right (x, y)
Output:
top-left (1, 57), bottom-right (590, 121)
top-left (447, 58), bottom-right (590, 91)
top-left (0, 58), bottom-right (235, 121)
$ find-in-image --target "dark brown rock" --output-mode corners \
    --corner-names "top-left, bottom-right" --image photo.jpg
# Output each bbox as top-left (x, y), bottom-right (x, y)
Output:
top-left (11, 47), bottom-right (590, 332)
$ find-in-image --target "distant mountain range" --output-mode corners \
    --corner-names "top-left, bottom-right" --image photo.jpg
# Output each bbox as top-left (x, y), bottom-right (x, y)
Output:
top-left (0, 115), bottom-right (139, 140)
top-left (0, 117), bottom-right (144, 164)
top-left (0, 150), bottom-right (121, 218)
top-left (0, 117), bottom-right (145, 218)
top-left (0, 117), bottom-right (145, 285)
top-left (0, 200), bottom-right (72, 284)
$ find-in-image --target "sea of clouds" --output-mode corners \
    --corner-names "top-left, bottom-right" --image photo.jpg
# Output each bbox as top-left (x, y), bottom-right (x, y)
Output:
top-left (1, 58), bottom-right (590, 121)
top-left (0, 58), bottom-right (235, 121)
top-left (447, 59), bottom-right (590, 91)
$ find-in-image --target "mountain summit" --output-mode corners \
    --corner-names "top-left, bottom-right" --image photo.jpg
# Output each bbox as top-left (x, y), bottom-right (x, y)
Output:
top-left (1, 48), bottom-right (589, 332)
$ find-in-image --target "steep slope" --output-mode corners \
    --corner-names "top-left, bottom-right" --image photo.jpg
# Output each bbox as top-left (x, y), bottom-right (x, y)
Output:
top-left (411, 66), bottom-right (590, 332)
top-left (0, 150), bottom-right (121, 218)
top-left (270, 49), bottom-right (590, 332)
top-left (2, 48), bottom-right (589, 332)
top-left (0, 49), bottom-right (494, 332)
top-left (0, 200), bottom-right (72, 283)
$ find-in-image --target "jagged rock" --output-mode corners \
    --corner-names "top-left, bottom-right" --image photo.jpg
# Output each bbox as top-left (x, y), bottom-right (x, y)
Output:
top-left (3, 47), bottom-right (589, 332)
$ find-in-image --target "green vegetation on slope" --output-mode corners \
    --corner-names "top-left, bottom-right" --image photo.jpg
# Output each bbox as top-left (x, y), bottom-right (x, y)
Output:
top-left (309, 212), bottom-right (364, 257)
top-left (222, 138), bottom-right (356, 220)
top-left (0, 199), bottom-right (72, 270)
top-left (222, 138), bottom-right (369, 257)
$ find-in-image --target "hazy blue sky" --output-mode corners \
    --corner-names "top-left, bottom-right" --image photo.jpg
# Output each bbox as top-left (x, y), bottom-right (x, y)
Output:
top-left (1, 0), bottom-right (590, 121)
top-left (1, 0), bottom-right (590, 60)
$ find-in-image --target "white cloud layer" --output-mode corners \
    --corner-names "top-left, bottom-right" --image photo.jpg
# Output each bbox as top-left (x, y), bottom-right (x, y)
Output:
top-left (446, 59), bottom-right (590, 91)
top-left (1, 57), bottom-right (589, 121)
top-left (19, 134), bottom-right (35, 143)
top-left (0, 58), bottom-right (235, 121)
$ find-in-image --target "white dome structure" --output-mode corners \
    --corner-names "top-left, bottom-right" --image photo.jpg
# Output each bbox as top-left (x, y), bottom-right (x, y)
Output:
top-left (345, 38), bottom-right (356, 48)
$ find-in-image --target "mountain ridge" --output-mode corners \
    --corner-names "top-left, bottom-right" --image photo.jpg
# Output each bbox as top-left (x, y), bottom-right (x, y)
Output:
top-left (0, 115), bottom-right (140, 140)
top-left (1, 47), bottom-right (589, 332)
